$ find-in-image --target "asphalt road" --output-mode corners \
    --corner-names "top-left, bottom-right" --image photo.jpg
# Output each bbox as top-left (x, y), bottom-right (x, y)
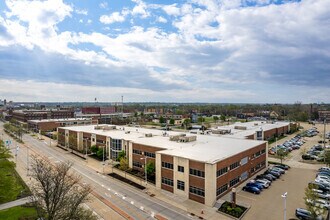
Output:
top-left (0, 122), bottom-right (194, 220)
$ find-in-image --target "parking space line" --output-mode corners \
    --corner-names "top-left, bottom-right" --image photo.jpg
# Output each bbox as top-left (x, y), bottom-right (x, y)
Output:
top-left (237, 193), bottom-right (257, 201)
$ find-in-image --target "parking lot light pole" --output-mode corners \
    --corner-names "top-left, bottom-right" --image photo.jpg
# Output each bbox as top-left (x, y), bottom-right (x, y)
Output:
top-left (281, 192), bottom-right (287, 220)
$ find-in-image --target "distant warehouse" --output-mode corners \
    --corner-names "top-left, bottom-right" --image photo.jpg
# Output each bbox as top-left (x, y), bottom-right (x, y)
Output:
top-left (58, 124), bottom-right (268, 206)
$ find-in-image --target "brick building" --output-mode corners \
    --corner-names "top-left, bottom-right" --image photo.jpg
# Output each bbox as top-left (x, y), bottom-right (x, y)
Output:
top-left (12, 109), bottom-right (74, 122)
top-left (58, 124), bottom-right (267, 206)
top-left (28, 118), bottom-right (94, 132)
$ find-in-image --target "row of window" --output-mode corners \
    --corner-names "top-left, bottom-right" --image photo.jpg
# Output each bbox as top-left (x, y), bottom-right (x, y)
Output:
top-left (252, 149), bottom-right (266, 159)
top-left (216, 183), bottom-right (228, 196)
top-left (216, 167), bottom-right (228, 177)
top-left (189, 168), bottom-right (205, 178)
top-left (162, 162), bottom-right (173, 170)
top-left (229, 177), bottom-right (240, 187)
top-left (133, 149), bottom-right (142, 155)
top-left (145, 152), bottom-right (155, 158)
top-left (229, 161), bottom-right (240, 170)
top-left (161, 177), bottom-right (173, 186)
top-left (189, 186), bottom-right (205, 197)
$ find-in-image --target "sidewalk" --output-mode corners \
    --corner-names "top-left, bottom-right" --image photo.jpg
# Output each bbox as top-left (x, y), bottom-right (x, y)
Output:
top-left (0, 197), bottom-right (31, 211)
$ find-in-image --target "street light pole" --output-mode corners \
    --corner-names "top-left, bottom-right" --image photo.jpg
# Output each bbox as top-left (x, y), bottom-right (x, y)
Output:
top-left (281, 192), bottom-right (287, 220)
top-left (102, 146), bottom-right (105, 174)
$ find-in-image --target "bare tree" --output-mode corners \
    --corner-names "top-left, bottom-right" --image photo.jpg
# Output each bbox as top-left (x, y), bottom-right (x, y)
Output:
top-left (30, 156), bottom-right (97, 220)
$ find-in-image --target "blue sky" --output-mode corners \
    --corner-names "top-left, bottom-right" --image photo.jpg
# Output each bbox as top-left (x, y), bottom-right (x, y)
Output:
top-left (0, 0), bottom-right (329, 103)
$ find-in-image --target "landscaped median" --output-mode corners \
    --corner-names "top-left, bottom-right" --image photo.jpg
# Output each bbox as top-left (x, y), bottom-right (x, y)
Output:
top-left (218, 201), bottom-right (249, 220)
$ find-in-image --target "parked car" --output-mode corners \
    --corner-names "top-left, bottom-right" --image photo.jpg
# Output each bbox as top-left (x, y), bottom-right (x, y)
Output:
top-left (270, 167), bottom-right (285, 174)
top-left (254, 179), bottom-right (270, 188)
top-left (302, 154), bottom-right (315, 160)
top-left (315, 179), bottom-right (330, 187)
top-left (242, 185), bottom-right (260, 194)
top-left (306, 198), bottom-right (330, 209)
top-left (246, 182), bottom-right (263, 190)
top-left (295, 208), bottom-right (323, 220)
top-left (313, 189), bottom-right (330, 200)
top-left (309, 182), bottom-right (330, 193)
top-left (265, 170), bottom-right (281, 178)
top-left (274, 164), bottom-right (290, 170)
top-left (319, 167), bottom-right (330, 172)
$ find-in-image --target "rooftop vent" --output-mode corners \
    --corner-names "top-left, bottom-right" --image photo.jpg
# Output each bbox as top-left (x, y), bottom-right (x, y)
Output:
top-left (145, 133), bottom-right (153, 137)
top-left (234, 126), bottom-right (247, 130)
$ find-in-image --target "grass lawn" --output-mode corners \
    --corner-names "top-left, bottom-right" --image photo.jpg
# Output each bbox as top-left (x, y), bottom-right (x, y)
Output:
top-left (0, 206), bottom-right (37, 220)
top-left (0, 159), bottom-right (30, 204)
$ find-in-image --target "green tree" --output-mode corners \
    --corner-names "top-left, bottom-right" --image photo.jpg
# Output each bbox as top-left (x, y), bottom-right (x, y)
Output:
top-left (276, 148), bottom-right (288, 164)
top-left (119, 157), bottom-right (129, 172)
top-left (68, 133), bottom-right (76, 151)
top-left (220, 115), bottom-right (226, 122)
top-left (0, 140), bottom-right (11, 159)
top-left (213, 116), bottom-right (219, 123)
top-left (324, 149), bottom-right (330, 167)
top-left (304, 185), bottom-right (324, 218)
top-left (96, 148), bottom-right (105, 160)
top-left (90, 145), bottom-right (98, 154)
top-left (183, 118), bottom-right (191, 129)
top-left (145, 161), bottom-right (155, 176)
top-left (117, 150), bottom-right (126, 162)
top-left (159, 116), bottom-right (166, 124)
top-left (169, 118), bottom-right (175, 125)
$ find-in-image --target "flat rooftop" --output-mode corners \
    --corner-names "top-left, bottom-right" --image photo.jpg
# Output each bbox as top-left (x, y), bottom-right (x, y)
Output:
top-left (60, 124), bottom-right (266, 164)
top-left (28, 118), bottom-right (92, 123)
top-left (212, 121), bottom-right (290, 139)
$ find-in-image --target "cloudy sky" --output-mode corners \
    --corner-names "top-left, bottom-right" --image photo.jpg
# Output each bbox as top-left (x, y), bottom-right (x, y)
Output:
top-left (0, 0), bottom-right (329, 103)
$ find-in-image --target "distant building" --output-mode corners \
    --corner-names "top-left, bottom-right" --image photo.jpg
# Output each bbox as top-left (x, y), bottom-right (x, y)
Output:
top-left (28, 118), bottom-right (94, 132)
top-left (319, 111), bottom-right (330, 122)
top-left (12, 109), bottom-right (74, 122)
top-left (82, 106), bottom-right (116, 114)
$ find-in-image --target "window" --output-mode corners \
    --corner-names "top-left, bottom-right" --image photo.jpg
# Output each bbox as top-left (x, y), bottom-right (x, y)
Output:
top-left (162, 162), bottom-right (173, 170)
top-left (133, 149), bottom-right (142, 155)
top-left (133, 161), bottom-right (142, 168)
top-left (189, 168), bottom-right (205, 178)
top-left (229, 177), bottom-right (240, 187)
top-left (145, 152), bottom-right (155, 158)
top-left (255, 151), bottom-right (261, 157)
top-left (177, 180), bottom-right (185, 191)
top-left (241, 157), bottom-right (248, 166)
top-left (217, 184), bottom-right (228, 196)
top-left (241, 171), bottom-right (248, 181)
top-left (261, 149), bottom-right (266, 155)
top-left (189, 186), bottom-right (205, 197)
top-left (162, 177), bottom-right (173, 186)
top-left (178, 166), bottom-right (184, 173)
top-left (216, 167), bottom-right (228, 177)
top-left (229, 161), bottom-right (240, 170)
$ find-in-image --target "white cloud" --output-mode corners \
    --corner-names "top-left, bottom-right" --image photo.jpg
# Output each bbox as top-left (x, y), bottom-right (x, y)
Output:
top-left (156, 16), bottom-right (167, 23)
top-left (100, 12), bottom-right (126, 24)
top-left (162, 4), bottom-right (181, 16)
top-left (75, 8), bottom-right (88, 15)
top-left (131, 0), bottom-right (149, 18)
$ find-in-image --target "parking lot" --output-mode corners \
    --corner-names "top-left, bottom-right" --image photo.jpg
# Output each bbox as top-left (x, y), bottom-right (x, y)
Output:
top-left (237, 167), bottom-right (318, 220)
top-left (219, 122), bottom-right (328, 220)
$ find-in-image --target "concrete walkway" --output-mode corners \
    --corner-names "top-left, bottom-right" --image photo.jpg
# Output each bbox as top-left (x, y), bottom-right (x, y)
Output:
top-left (0, 197), bottom-right (31, 211)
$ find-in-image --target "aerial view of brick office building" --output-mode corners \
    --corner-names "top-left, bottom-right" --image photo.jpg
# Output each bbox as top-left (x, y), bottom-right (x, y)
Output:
top-left (57, 125), bottom-right (267, 206)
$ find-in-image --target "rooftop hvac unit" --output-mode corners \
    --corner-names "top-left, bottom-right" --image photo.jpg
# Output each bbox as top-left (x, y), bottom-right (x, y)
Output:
top-left (145, 133), bottom-right (153, 137)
